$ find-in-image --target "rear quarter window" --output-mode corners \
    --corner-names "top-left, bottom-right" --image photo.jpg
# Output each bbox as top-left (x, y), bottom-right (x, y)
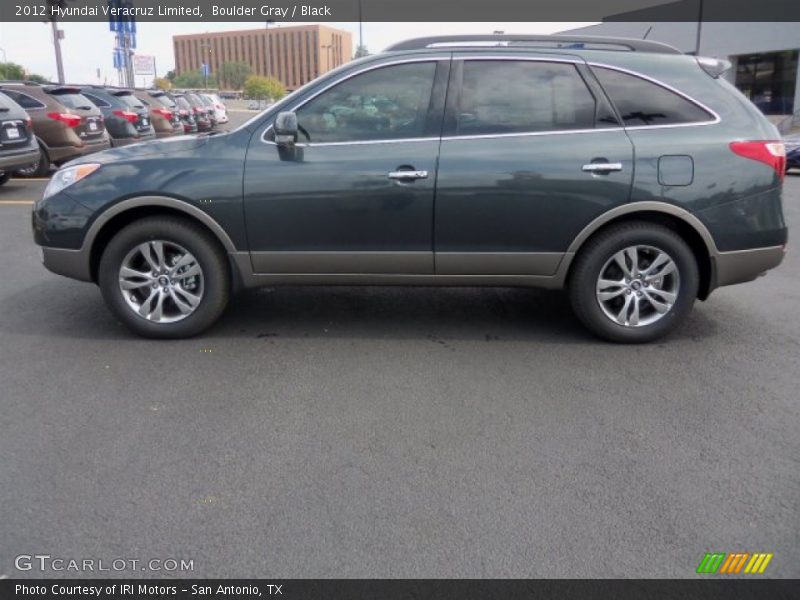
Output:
top-left (1, 90), bottom-right (45, 110)
top-left (592, 67), bottom-right (714, 127)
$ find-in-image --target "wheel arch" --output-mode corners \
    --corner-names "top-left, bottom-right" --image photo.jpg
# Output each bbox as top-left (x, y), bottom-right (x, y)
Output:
top-left (563, 202), bottom-right (718, 300)
top-left (86, 196), bottom-right (238, 283)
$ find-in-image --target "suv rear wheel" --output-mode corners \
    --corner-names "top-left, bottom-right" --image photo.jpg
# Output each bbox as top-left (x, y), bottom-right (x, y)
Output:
top-left (568, 222), bottom-right (699, 343)
top-left (15, 144), bottom-right (50, 178)
top-left (98, 216), bottom-right (230, 338)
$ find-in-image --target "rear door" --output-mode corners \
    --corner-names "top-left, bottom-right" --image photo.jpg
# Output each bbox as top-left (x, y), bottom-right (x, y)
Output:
top-left (434, 55), bottom-right (634, 275)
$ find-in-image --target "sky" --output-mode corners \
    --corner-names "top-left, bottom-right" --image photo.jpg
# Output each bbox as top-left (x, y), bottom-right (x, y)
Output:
top-left (0, 21), bottom-right (594, 85)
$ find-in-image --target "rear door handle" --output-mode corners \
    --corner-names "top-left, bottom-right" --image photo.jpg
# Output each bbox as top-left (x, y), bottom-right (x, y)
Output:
top-left (582, 162), bottom-right (623, 173)
top-left (387, 170), bottom-right (429, 181)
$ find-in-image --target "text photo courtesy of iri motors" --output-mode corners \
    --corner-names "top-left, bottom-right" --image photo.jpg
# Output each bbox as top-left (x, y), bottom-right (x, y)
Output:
top-left (0, 1), bottom-right (798, 599)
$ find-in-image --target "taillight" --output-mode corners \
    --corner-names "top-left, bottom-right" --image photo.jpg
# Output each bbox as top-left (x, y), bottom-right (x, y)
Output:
top-left (25, 116), bottom-right (33, 129)
top-left (178, 109), bottom-right (187, 116)
top-left (730, 141), bottom-right (786, 182)
top-left (112, 110), bottom-right (139, 123)
top-left (47, 112), bottom-right (81, 128)
top-left (153, 108), bottom-right (173, 120)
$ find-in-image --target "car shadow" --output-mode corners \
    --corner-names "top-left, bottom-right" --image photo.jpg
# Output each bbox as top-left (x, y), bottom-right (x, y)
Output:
top-left (0, 278), bottom-right (721, 344)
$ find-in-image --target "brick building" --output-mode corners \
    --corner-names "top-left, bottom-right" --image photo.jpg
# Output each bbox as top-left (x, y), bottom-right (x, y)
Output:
top-left (173, 25), bottom-right (353, 90)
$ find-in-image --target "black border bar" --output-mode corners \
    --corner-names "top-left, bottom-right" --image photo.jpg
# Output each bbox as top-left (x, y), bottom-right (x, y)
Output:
top-left (2, 0), bottom-right (799, 23)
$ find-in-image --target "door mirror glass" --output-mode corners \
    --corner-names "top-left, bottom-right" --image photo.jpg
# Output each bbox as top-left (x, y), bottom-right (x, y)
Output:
top-left (274, 111), bottom-right (298, 145)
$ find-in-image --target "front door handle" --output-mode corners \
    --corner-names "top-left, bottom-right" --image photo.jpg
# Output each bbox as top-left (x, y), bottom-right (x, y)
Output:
top-left (582, 162), bottom-right (623, 174)
top-left (387, 170), bottom-right (429, 181)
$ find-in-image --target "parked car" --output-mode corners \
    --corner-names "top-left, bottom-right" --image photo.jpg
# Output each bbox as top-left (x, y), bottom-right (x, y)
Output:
top-left (173, 93), bottom-right (210, 131)
top-left (80, 86), bottom-right (155, 147)
top-left (200, 92), bottom-right (228, 124)
top-left (0, 92), bottom-right (40, 185)
top-left (195, 93), bottom-right (218, 127)
top-left (785, 134), bottom-right (800, 173)
top-left (134, 90), bottom-right (184, 138)
top-left (186, 92), bottom-right (216, 131)
top-left (167, 93), bottom-right (198, 134)
top-left (33, 35), bottom-right (788, 341)
top-left (0, 81), bottom-right (109, 177)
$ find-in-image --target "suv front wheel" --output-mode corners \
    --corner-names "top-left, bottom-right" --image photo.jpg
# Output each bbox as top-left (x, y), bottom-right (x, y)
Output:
top-left (98, 216), bottom-right (230, 338)
top-left (568, 222), bottom-right (699, 343)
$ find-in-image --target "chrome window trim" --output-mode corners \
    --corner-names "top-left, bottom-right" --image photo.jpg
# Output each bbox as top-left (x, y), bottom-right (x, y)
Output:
top-left (586, 62), bottom-right (722, 129)
top-left (259, 55), bottom-right (722, 148)
top-left (260, 56), bottom-right (449, 147)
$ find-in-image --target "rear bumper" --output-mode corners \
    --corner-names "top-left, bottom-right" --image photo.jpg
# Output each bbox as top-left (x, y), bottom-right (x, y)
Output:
top-left (0, 145), bottom-right (40, 171)
top-left (714, 245), bottom-right (786, 288)
top-left (47, 137), bottom-right (111, 164)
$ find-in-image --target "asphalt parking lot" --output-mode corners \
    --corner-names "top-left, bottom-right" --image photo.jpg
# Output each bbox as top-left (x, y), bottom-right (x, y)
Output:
top-left (1, 140), bottom-right (798, 577)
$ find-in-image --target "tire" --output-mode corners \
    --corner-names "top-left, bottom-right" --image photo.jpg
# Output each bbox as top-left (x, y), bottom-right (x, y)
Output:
top-left (98, 216), bottom-right (230, 339)
top-left (568, 221), bottom-right (699, 343)
top-left (0, 172), bottom-right (10, 186)
top-left (14, 145), bottom-right (50, 178)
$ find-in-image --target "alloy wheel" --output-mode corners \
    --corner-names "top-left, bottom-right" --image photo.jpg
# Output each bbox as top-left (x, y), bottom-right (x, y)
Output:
top-left (118, 240), bottom-right (204, 323)
top-left (595, 245), bottom-right (680, 327)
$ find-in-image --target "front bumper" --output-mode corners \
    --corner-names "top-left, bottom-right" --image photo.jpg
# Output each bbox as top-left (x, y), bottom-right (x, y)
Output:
top-left (40, 245), bottom-right (93, 282)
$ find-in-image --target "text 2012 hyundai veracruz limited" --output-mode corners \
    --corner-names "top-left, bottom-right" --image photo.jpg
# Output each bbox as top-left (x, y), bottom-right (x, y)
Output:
top-left (33, 35), bottom-right (788, 342)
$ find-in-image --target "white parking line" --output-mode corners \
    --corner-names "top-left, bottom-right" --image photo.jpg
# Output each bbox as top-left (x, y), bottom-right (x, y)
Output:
top-left (0, 200), bottom-right (34, 205)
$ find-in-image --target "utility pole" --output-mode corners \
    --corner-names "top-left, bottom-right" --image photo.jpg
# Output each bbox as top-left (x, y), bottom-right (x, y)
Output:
top-left (51, 21), bottom-right (66, 83)
top-left (358, 0), bottom-right (363, 54)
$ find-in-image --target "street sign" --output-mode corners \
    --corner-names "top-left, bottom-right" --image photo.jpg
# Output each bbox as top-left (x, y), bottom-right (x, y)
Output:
top-left (133, 54), bottom-right (155, 76)
top-left (201, 63), bottom-right (211, 77)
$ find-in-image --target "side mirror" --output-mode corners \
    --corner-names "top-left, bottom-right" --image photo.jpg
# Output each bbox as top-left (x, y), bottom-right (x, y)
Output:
top-left (274, 111), bottom-right (298, 146)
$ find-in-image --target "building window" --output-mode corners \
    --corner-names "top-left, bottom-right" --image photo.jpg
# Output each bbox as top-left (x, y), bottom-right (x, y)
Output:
top-left (735, 50), bottom-right (798, 115)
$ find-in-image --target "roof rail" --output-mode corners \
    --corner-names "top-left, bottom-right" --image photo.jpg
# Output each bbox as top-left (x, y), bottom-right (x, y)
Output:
top-left (384, 34), bottom-right (682, 55)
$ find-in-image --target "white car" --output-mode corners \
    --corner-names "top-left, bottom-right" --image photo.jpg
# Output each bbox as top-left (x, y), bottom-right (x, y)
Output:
top-left (200, 93), bottom-right (228, 124)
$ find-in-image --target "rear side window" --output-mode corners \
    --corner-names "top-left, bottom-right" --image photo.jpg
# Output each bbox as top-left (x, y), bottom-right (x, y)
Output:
top-left (592, 67), bottom-right (714, 127)
top-left (83, 93), bottom-right (111, 108)
top-left (50, 92), bottom-right (95, 110)
top-left (1, 90), bottom-right (45, 110)
top-left (456, 61), bottom-right (598, 135)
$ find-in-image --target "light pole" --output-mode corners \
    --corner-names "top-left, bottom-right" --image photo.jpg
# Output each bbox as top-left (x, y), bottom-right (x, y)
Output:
top-left (200, 42), bottom-right (212, 89)
top-left (51, 21), bottom-right (66, 84)
top-left (265, 20), bottom-right (274, 79)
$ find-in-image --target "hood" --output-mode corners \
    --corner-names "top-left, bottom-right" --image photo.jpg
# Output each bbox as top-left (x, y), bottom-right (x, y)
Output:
top-left (69, 134), bottom-right (212, 166)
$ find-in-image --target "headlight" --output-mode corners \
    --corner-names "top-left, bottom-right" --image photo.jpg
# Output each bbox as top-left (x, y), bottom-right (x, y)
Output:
top-left (42, 163), bottom-right (101, 200)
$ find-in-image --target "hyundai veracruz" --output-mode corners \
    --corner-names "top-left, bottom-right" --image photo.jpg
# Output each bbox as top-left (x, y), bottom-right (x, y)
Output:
top-left (32, 35), bottom-right (788, 342)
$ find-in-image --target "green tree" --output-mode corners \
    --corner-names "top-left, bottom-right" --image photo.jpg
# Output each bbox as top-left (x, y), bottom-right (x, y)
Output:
top-left (153, 77), bottom-right (172, 90)
top-left (172, 70), bottom-right (206, 89)
top-left (0, 61), bottom-right (26, 80)
top-left (354, 45), bottom-right (370, 59)
top-left (218, 61), bottom-right (252, 90)
top-left (165, 70), bottom-right (177, 81)
top-left (243, 75), bottom-right (286, 101)
top-left (26, 73), bottom-right (48, 83)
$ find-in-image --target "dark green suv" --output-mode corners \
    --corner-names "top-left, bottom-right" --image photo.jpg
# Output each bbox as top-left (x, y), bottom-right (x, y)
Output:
top-left (32, 35), bottom-right (788, 342)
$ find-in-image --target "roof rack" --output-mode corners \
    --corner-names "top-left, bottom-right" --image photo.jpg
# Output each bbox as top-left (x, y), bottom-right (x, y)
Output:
top-left (384, 35), bottom-right (682, 55)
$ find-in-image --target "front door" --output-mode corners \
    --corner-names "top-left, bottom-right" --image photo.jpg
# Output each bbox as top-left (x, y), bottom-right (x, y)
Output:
top-left (244, 59), bottom-right (450, 275)
top-left (434, 56), bottom-right (634, 275)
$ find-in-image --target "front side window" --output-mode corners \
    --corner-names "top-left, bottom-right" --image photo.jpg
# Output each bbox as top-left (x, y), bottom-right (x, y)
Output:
top-left (294, 62), bottom-right (437, 144)
top-left (592, 67), bottom-right (714, 126)
top-left (456, 61), bottom-right (598, 136)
